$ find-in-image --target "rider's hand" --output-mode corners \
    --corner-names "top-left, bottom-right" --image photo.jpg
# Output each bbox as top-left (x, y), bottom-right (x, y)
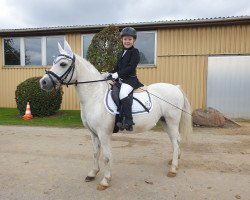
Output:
top-left (111, 72), bottom-right (118, 79)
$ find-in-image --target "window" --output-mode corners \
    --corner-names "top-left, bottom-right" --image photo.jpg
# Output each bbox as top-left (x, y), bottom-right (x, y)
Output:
top-left (25, 37), bottom-right (42, 65)
top-left (82, 34), bottom-right (95, 58)
top-left (3, 36), bottom-right (64, 66)
top-left (82, 31), bottom-right (156, 65)
top-left (135, 31), bottom-right (156, 65)
top-left (46, 36), bottom-right (64, 65)
top-left (3, 38), bottom-right (21, 65)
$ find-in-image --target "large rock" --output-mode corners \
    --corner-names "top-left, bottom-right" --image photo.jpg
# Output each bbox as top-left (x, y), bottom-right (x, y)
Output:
top-left (192, 107), bottom-right (226, 127)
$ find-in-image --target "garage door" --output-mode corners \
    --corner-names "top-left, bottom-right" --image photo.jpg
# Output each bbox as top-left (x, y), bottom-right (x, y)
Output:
top-left (207, 56), bottom-right (250, 119)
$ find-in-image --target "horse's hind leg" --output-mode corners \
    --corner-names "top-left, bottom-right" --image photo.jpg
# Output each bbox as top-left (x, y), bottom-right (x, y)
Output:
top-left (85, 133), bottom-right (101, 182)
top-left (160, 118), bottom-right (181, 177)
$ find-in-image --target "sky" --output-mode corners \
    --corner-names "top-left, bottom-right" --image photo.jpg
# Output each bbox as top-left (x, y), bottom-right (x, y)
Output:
top-left (0, 0), bottom-right (249, 29)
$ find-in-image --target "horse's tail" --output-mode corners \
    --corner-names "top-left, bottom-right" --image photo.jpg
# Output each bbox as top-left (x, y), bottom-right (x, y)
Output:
top-left (177, 86), bottom-right (193, 143)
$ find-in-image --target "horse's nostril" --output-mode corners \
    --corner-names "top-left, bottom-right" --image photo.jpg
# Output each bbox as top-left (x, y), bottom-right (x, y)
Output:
top-left (42, 80), bottom-right (47, 85)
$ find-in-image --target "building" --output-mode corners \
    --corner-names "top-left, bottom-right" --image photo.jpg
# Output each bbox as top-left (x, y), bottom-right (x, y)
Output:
top-left (0, 16), bottom-right (250, 118)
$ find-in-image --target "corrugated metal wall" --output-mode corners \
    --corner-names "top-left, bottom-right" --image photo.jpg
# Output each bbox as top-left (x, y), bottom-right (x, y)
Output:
top-left (138, 25), bottom-right (250, 110)
top-left (1, 24), bottom-right (250, 110)
top-left (0, 65), bottom-right (80, 110)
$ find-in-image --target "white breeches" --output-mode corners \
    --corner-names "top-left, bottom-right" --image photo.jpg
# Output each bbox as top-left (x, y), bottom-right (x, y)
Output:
top-left (119, 83), bottom-right (133, 100)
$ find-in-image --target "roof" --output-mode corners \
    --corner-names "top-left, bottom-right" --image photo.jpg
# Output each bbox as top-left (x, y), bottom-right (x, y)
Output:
top-left (1, 16), bottom-right (250, 36)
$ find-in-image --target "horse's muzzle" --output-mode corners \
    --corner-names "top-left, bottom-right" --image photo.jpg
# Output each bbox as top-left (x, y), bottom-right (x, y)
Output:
top-left (40, 76), bottom-right (55, 91)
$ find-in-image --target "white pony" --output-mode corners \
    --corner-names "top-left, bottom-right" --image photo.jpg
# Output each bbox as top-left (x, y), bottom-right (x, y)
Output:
top-left (40, 41), bottom-right (192, 190)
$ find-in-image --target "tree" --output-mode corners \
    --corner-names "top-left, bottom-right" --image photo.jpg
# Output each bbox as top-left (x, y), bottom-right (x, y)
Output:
top-left (87, 25), bottom-right (122, 72)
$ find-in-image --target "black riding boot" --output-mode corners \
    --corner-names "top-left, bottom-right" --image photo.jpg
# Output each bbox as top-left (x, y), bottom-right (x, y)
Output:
top-left (117, 96), bottom-right (134, 131)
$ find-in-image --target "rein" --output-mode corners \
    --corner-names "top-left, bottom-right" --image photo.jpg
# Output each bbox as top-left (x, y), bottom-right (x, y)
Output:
top-left (65, 79), bottom-right (110, 86)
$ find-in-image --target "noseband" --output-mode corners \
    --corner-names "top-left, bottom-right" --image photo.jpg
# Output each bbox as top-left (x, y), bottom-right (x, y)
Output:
top-left (45, 54), bottom-right (76, 88)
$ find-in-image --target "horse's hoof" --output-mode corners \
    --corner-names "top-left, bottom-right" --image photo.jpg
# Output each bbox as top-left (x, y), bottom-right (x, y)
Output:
top-left (167, 172), bottom-right (177, 177)
top-left (168, 159), bottom-right (172, 165)
top-left (85, 176), bottom-right (95, 182)
top-left (96, 184), bottom-right (109, 191)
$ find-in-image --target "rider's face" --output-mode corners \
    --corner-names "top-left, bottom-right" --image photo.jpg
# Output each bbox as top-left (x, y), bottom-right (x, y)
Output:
top-left (122, 36), bottom-right (135, 49)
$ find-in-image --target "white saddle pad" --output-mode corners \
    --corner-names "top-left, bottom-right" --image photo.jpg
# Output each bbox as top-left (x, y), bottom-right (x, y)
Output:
top-left (104, 89), bottom-right (153, 115)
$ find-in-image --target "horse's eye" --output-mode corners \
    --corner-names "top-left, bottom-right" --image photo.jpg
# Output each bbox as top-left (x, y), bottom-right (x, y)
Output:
top-left (60, 62), bottom-right (67, 67)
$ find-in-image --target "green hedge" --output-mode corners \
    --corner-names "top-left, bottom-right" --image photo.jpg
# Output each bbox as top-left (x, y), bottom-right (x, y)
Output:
top-left (15, 77), bottom-right (63, 117)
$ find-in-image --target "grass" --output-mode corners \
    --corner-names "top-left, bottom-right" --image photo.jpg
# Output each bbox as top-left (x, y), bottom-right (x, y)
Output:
top-left (0, 107), bottom-right (163, 131)
top-left (0, 108), bottom-right (83, 128)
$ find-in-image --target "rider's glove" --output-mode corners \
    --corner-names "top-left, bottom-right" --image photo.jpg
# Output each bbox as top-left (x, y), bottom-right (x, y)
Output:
top-left (111, 72), bottom-right (118, 79)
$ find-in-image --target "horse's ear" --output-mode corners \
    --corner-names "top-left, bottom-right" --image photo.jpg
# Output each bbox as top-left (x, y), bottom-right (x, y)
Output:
top-left (58, 42), bottom-right (65, 55)
top-left (64, 40), bottom-right (73, 58)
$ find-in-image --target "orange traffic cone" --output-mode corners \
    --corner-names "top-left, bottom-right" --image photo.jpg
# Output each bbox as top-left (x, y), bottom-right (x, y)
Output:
top-left (23, 102), bottom-right (33, 120)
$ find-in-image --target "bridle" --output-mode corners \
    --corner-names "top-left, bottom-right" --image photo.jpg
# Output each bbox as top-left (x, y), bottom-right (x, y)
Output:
top-left (45, 54), bottom-right (110, 89)
top-left (45, 54), bottom-right (76, 88)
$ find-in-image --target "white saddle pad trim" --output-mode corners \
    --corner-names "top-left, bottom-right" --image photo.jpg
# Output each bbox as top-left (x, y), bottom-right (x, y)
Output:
top-left (104, 89), bottom-right (153, 115)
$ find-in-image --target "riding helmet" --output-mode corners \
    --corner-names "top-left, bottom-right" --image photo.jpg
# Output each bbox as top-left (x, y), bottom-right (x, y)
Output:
top-left (120, 27), bottom-right (137, 39)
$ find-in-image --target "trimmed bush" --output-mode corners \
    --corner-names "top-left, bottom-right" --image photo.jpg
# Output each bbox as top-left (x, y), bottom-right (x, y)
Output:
top-left (15, 77), bottom-right (63, 117)
top-left (87, 25), bottom-right (122, 72)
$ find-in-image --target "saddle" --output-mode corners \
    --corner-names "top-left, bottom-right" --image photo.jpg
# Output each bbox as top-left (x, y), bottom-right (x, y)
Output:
top-left (105, 86), bottom-right (152, 114)
top-left (104, 83), bottom-right (152, 133)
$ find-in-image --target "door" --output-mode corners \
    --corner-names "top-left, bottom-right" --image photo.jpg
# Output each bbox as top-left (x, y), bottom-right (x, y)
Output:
top-left (207, 56), bottom-right (250, 119)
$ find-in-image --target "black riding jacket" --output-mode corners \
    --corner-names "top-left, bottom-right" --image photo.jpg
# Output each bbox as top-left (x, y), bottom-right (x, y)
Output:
top-left (110, 46), bottom-right (143, 89)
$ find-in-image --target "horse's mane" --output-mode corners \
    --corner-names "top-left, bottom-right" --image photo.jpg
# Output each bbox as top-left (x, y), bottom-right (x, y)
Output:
top-left (75, 54), bottom-right (102, 76)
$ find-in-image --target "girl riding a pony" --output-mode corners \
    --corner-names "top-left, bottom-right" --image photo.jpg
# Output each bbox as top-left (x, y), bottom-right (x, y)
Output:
top-left (108, 27), bottom-right (143, 131)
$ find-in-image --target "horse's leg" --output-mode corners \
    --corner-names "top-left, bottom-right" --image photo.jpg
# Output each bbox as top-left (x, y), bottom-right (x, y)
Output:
top-left (85, 133), bottom-right (101, 182)
top-left (97, 133), bottom-right (112, 190)
top-left (161, 118), bottom-right (181, 177)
